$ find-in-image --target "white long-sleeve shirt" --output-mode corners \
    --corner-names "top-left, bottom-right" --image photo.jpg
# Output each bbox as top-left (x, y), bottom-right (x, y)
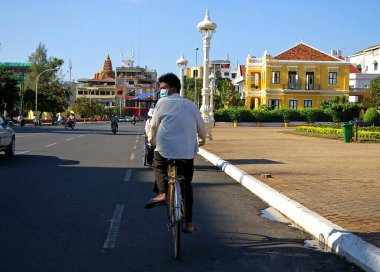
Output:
top-left (148, 93), bottom-right (206, 159)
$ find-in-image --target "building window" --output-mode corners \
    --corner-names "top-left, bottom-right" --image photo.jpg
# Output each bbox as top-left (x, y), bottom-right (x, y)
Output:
top-left (128, 80), bottom-right (135, 85)
top-left (193, 70), bottom-right (198, 77)
top-left (304, 100), bottom-right (312, 108)
top-left (126, 100), bottom-right (135, 107)
top-left (272, 71), bottom-right (280, 84)
top-left (117, 91), bottom-right (122, 95)
top-left (288, 72), bottom-right (298, 89)
top-left (78, 91), bottom-right (83, 95)
top-left (328, 72), bottom-right (337, 85)
top-left (231, 73), bottom-right (236, 79)
top-left (268, 99), bottom-right (279, 109)
top-left (290, 99), bottom-right (298, 110)
top-left (374, 61), bottom-right (378, 71)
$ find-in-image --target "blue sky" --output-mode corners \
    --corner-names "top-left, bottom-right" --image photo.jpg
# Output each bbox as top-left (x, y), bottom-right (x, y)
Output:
top-left (1, 0), bottom-right (379, 81)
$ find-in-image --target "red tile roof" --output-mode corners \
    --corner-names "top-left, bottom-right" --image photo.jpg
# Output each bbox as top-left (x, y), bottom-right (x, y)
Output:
top-left (275, 43), bottom-right (342, 62)
top-left (240, 65), bottom-right (246, 77)
top-left (350, 65), bottom-right (361, 74)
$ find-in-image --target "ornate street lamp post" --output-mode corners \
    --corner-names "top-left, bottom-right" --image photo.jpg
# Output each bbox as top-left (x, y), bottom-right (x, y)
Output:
top-left (209, 72), bottom-right (215, 127)
top-left (35, 66), bottom-right (59, 113)
top-left (176, 53), bottom-right (188, 97)
top-left (197, 10), bottom-right (216, 140)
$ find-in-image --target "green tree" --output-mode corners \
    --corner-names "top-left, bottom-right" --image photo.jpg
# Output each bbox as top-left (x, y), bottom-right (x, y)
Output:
top-left (0, 67), bottom-right (19, 115)
top-left (71, 97), bottom-right (104, 117)
top-left (23, 43), bottom-right (69, 118)
top-left (363, 107), bottom-right (379, 126)
top-left (320, 95), bottom-right (362, 122)
top-left (215, 78), bottom-right (243, 108)
top-left (183, 77), bottom-right (202, 103)
top-left (369, 76), bottom-right (380, 107)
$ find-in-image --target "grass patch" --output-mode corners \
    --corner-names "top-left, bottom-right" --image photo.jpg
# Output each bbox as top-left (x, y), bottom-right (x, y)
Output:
top-left (282, 130), bottom-right (380, 143)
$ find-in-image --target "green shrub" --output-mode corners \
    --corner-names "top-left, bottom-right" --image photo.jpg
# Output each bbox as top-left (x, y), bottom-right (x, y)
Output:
top-left (300, 108), bottom-right (326, 123)
top-left (363, 108), bottom-right (379, 126)
top-left (214, 108), bottom-right (230, 122)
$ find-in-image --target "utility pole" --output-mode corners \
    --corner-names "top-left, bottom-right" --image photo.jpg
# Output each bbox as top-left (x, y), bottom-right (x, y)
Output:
top-left (68, 59), bottom-right (73, 95)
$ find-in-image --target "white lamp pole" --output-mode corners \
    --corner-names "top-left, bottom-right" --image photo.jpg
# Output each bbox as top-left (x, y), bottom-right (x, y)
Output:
top-left (35, 67), bottom-right (59, 113)
top-left (194, 47), bottom-right (199, 105)
top-left (197, 10), bottom-right (217, 140)
top-left (209, 72), bottom-right (215, 127)
top-left (176, 53), bottom-right (188, 97)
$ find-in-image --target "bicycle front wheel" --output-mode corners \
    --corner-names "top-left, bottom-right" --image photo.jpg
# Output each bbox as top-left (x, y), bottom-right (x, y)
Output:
top-left (173, 219), bottom-right (181, 260)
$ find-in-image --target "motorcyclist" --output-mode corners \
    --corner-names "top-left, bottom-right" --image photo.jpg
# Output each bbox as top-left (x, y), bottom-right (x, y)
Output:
top-left (17, 115), bottom-right (25, 127)
top-left (111, 115), bottom-right (119, 130)
top-left (33, 114), bottom-right (40, 126)
top-left (66, 112), bottom-right (76, 128)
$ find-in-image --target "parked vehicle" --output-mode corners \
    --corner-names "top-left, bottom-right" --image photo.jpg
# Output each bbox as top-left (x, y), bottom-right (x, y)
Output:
top-left (0, 115), bottom-right (15, 157)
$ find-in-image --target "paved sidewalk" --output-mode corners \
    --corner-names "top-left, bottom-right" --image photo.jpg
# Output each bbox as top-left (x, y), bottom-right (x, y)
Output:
top-left (201, 125), bottom-right (380, 249)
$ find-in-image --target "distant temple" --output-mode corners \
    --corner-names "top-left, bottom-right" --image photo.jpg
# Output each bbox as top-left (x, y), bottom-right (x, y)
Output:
top-left (93, 55), bottom-right (115, 80)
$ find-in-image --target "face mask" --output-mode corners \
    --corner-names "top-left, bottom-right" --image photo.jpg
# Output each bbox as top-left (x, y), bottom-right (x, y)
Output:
top-left (160, 89), bottom-right (168, 98)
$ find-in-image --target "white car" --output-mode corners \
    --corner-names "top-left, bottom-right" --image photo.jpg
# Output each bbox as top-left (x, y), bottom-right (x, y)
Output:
top-left (0, 115), bottom-right (15, 157)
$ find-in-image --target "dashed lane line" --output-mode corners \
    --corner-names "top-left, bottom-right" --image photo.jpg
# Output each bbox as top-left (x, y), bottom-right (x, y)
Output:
top-left (45, 143), bottom-right (57, 147)
top-left (65, 137), bottom-right (74, 141)
top-left (124, 169), bottom-right (132, 182)
top-left (15, 150), bottom-right (31, 155)
top-left (103, 204), bottom-right (124, 249)
top-left (130, 153), bottom-right (135, 160)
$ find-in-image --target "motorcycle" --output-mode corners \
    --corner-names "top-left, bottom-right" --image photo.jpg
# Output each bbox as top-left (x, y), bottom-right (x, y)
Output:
top-left (65, 120), bottom-right (75, 129)
top-left (111, 122), bottom-right (118, 134)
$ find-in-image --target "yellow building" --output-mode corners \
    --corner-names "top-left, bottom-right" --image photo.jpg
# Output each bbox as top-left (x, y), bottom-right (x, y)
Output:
top-left (245, 43), bottom-right (371, 110)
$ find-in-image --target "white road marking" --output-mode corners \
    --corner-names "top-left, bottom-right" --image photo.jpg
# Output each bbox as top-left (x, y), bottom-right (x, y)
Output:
top-left (124, 169), bottom-right (132, 182)
top-left (103, 204), bottom-right (124, 249)
top-left (135, 139), bottom-right (138, 143)
top-left (65, 137), bottom-right (74, 141)
top-left (133, 145), bottom-right (136, 150)
top-left (16, 150), bottom-right (31, 155)
top-left (45, 143), bottom-right (57, 147)
top-left (78, 135), bottom-right (85, 138)
top-left (130, 153), bottom-right (135, 160)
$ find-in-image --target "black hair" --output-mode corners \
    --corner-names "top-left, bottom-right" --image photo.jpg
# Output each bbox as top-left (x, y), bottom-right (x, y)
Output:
top-left (158, 73), bottom-right (181, 93)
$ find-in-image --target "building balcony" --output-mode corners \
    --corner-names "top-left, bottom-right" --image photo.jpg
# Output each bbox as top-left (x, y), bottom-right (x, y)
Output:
top-left (349, 87), bottom-right (370, 93)
top-left (282, 84), bottom-right (320, 91)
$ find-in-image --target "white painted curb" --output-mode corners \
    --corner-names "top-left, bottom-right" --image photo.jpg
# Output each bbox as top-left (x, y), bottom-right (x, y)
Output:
top-left (198, 148), bottom-right (380, 272)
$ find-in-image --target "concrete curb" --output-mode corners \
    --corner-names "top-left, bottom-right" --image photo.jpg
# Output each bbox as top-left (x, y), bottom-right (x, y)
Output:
top-left (198, 148), bottom-right (380, 272)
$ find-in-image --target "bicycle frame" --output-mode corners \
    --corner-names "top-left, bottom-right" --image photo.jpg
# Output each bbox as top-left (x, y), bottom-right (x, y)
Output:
top-left (166, 161), bottom-right (186, 260)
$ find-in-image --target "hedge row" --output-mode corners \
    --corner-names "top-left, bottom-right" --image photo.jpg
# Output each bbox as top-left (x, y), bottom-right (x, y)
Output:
top-left (295, 126), bottom-right (380, 139)
top-left (215, 108), bottom-right (341, 123)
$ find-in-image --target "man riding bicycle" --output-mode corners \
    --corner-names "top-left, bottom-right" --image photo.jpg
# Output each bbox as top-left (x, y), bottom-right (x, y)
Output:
top-left (145, 73), bottom-right (206, 233)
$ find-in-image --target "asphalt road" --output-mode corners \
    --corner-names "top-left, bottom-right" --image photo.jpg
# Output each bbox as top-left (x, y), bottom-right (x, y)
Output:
top-left (0, 122), bottom-right (360, 272)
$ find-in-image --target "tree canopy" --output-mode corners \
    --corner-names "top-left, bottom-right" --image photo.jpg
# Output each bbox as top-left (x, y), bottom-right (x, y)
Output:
top-left (0, 67), bottom-right (19, 114)
top-left (370, 76), bottom-right (380, 108)
top-left (23, 43), bottom-right (70, 117)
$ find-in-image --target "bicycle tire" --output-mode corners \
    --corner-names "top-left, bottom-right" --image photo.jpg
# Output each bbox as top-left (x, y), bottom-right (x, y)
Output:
top-left (173, 218), bottom-right (181, 260)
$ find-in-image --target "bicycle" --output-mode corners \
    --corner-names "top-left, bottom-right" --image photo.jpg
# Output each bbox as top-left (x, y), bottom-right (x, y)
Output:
top-left (166, 160), bottom-right (186, 260)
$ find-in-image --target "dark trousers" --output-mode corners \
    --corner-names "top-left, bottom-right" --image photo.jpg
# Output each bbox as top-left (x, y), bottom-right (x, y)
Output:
top-left (152, 151), bottom-right (194, 223)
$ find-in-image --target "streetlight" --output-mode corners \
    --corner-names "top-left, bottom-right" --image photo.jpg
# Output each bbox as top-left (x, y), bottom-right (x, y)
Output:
top-left (35, 66), bottom-right (59, 113)
top-left (197, 9), bottom-right (216, 140)
top-left (176, 53), bottom-right (188, 97)
top-left (194, 47), bottom-right (199, 105)
top-left (209, 72), bottom-right (215, 127)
